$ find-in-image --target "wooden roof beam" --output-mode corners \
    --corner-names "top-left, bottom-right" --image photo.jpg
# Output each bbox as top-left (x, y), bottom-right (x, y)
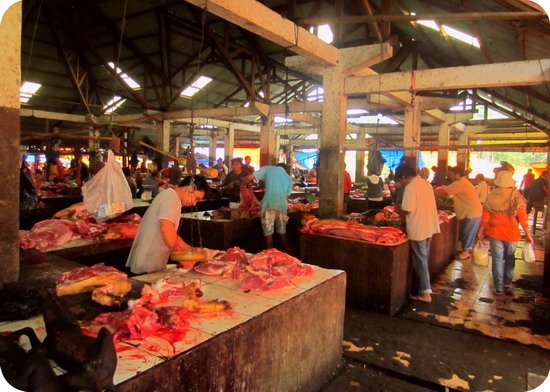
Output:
top-left (345, 59), bottom-right (550, 95)
top-left (182, 0), bottom-right (339, 66)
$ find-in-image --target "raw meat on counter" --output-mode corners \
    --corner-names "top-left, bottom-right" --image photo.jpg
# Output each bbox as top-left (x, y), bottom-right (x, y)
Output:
top-left (19, 219), bottom-right (77, 251)
top-left (302, 218), bottom-right (406, 245)
top-left (195, 247), bottom-right (315, 291)
top-left (287, 198), bottom-right (319, 212)
top-left (56, 265), bottom-right (132, 306)
top-left (437, 210), bottom-right (452, 223)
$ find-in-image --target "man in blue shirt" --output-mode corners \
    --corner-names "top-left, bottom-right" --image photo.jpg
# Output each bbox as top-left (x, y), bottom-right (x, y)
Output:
top-left (245, 163), bottom-right (292, 249)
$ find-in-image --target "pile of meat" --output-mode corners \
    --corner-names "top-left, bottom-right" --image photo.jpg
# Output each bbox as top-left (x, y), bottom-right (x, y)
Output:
top-left (287, 198), bottom-right (319, 212)
top-left (437, 210), bottom-right (452, 224)
top-left (82, 277), bottom-right (231, 355)
top-left (19, 213), bottom-right (141, 251)
top-left (301, 218), bottom-right (406, 245)
top-left (194, 247), bottom-right (315, 291)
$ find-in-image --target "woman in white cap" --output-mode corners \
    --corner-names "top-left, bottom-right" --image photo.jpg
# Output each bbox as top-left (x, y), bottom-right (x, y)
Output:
top-left (476, 170), bottom-right (533, 295)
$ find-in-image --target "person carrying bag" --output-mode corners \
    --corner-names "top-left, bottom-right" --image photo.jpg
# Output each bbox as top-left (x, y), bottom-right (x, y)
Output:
top-left (476, 171), bottom-right (533, 296)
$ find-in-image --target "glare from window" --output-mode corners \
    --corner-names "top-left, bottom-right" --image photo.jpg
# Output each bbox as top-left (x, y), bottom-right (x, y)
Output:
top-left (20, 81), bottom-right (41, 103)
top-left (348, 114), bottom-right (398, 125)
top-left (107, 62), bottom-right (141, 89)
top-left (307, 87), bottom-right (324, 102)
top-left (416, 20), bottom-right (480, 48)
top-left (309, 24), bottom-right (334, 44)
top-left (305, 134), bottom-right (318, 140)
top-left (181, 76), bottom-right (213, 97)
top-left (103, 96), bottom-right (126, 114)
top-left (274, 116), bottom-right (293, 124)
top-left (347, 109), bottom-right (368, 116)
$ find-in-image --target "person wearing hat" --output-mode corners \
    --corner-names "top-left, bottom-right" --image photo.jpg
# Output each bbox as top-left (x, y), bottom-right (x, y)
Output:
top-left (435, 166), bottom-right (483, 260)
top-left (476, 171), bottom-right (533, 296)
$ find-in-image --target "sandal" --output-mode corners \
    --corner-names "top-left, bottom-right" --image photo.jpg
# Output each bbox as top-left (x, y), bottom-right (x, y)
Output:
top-left (409, 294), bottom-right (432, 303)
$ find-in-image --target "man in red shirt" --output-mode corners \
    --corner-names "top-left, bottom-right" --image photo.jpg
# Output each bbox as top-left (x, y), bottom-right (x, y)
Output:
top-left (343, 163), bottom-right (352, 201)
top-left (520, 168), bottom-right (535, 199)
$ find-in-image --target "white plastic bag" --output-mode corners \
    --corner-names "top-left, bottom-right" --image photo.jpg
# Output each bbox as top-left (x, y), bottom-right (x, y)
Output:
top-left (472, 241), bottom-right (489, 267)
top-left (523, 243), bottom-right (536, 263)
top-left (82, 150), bottom-right (132, 221)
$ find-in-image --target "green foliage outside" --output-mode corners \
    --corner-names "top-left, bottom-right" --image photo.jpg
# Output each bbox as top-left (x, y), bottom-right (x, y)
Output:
top-left (472, 151), bottom-right (547, 167)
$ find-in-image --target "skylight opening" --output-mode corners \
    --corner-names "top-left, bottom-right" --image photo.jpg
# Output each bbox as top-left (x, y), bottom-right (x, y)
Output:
top-left (309, 24), bottom-right (334, 44)
top-left (348, 114), bottom-right (398, 125)
top-left (274, 116), bottom-right (293, 124)
top-left (415, 19), bottom-right (480, 48)
top-left (347, 109), bottom-right (368, 116)
top-left (103, 96), bottom-right (126, 114)
top-left (181, 75), bottom-right (213, 97)
top-left (307, 87), bottom-right (324, 102)
top-left (107, 62), bottom-right (141, 89)
top-left (20, 81), bottom-right (41, 103)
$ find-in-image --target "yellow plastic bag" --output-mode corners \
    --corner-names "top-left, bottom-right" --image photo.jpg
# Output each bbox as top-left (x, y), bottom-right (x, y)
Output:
top-left (472, 241), bottom-right (489, 267)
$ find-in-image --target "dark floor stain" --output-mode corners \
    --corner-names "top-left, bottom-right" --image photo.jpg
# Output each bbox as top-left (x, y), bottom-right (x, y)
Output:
top-left (503, 305), bottom-right (550, 335)
top-left (514, 275), bottom-right (543, 292)
top-left (448, 278), bottom-right (470, 290)
top-left (478, 297), bottom-right (494, 303)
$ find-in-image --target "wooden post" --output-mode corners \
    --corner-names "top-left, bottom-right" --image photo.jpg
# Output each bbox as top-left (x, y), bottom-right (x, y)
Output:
top-left (260, 115), bottom-right (276, 166)
top-left (436, 121), bottom-right (450, 183)
top-left (403, 97), bottom-right (421, 168)
top-left (319, 68), bottom-right (347, 218)
top-left (355, 129), bottom-right (366, 181)
top-left (544, 147), bottom-right (550, 297)
top-left (457, 133), bottom-right (469, 170)
top-left (156, 120), bottom-right (171, 168)
top-left (0, 1), bottom-right (22, 283)
top-left (208, 134), bottom-right (217, 166)
top-left (224, 124), bottom-right (235, 164)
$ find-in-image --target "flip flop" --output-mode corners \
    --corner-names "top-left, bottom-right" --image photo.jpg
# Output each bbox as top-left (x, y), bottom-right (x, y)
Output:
top-left (409, 294), bottom-right (432, 303)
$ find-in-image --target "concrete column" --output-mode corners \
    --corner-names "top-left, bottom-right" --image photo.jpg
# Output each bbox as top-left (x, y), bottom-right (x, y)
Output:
top-left (174, 135), bottom-right (180, 157)
top-left (355, 129), bottom-right (366, 181)
top-left (155, 119), bottom-right (170, 168)
top-left (457, 133), bottom-right (469, 170)
top-left (260, 115), bottom-right (276, 166)
top-left (436, 121), bottom-right (450, 184)
top-left (403, 98), bottom-right (421, 168)
top-left (0, 2), bottom-right (21, 283)
top-left (224, 124), bottom-right (235, 164)
top-left (208, 134), bottom-right (217, 166)
top-left (319, 68), bottom-right (347, 218)
top-left (156, 120), bottom-right (171, 152)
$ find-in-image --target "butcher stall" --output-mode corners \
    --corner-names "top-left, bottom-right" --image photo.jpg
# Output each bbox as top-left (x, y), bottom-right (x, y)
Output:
top-left (345, 197), bottom-right (393, 214)
top-left (300, 213), bottom-right (458, 315)
top-left (0, 248), bottom-right (345, 392)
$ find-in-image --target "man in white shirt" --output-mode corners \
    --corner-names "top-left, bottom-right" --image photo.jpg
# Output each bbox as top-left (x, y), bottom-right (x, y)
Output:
top-left (435, 167), bottom-right (483, 260)
top-left (396, 163), bottom-right (440, 303)
top-left (126, 175), bottom-right (208, 274)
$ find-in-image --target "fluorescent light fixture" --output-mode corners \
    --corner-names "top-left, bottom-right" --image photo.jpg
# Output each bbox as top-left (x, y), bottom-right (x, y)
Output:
top-left (274, 116), bottom-right (293, 124)
top-left (181, 75), bottom-right (213, 97)
top-left (347, 109), bottom-right (368, 116)
top-left (20, 81), bottom-right (41, 103)
top-left (416, 20), bottom-right (480, 48)
top-left (107, 62), bottom-right (141, 89)
top-left (103, 96), bottom-right (126, 114)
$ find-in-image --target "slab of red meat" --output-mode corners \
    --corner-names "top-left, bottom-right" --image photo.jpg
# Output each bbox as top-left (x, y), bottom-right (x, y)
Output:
top-left (19, 219), bottom-right (76, 251)
top-left (74, 220), bottom-right (108, 239)
top-left (56, 265), bottom-right (127, 286)
top-left (105, 222), bottom-right (140, 238)
top-left (240, 186), bottom-right (256, 210)
top-left (195, 247), bottom-right (248, 277)
top-left (128, 277), bottom-right (186, 308)
top-left (241, 275), bottom-right (295, 291)
top-left (306, 219), bottom-right (406, 245)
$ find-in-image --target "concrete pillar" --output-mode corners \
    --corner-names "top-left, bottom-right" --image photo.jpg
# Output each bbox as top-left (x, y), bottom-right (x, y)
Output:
top-left (174, 135), bottom-right (180, 157)
top-left (122, 131), bottom-right (128, 167)
top-left (436, 121), bottom-right (450, 184)
top-left (0, 2), bottom-right (21, 283)
top-left (224, 124), bottom-right (235, 164)
top-left (260, 115), bottom-right (276, 166)
top-left (403, 98), bottom-right (421, 168)
top-left (155, 119), bottom-right (171, 168)
top-left (355, 129), bottom-right (366, 181)
top-left (319, 68), bottom-right (347, 218)
top-left (208, 134), bottom-right (217, 166)
top-left (457, 133), bottom-right (469, 170)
